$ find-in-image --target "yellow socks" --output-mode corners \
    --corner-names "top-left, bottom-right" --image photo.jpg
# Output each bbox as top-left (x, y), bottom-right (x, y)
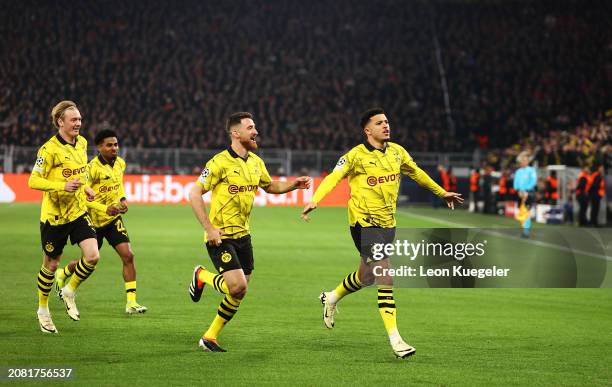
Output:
top-left (329, 271), bottom-right (362, 303)
top-left (203, 295), bottom-right (241, 340)
top-left (198, 268), bottom-right (229, 294)
top-left (37, 266), bottom-right (54, 310)
top-left (125, 281), bottom-right (137, 304)
top-left (377, 287), bottom-right (398, 334)
top-left (67, 257), bottom-right (96, 290)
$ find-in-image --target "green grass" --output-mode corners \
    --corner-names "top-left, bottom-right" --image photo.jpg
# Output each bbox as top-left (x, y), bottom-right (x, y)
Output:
top-left (1, 204), bottom-right (611, 386)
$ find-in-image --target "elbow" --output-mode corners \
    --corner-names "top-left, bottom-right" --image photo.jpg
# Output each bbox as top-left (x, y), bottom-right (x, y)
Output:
top-left (189, 185), bottom-right (204, 203)
top-left (27, 175), bottom-right (37, 190)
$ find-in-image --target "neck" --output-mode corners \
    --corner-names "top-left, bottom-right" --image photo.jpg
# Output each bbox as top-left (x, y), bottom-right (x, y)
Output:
top-left (58, 130), bottom-right (76, 144)
top-left (101, 154), bottom-right (116, 164)
top-left (231, 141), bottom-right (248, 158)
top-left (367, 137), bottom-right (386, 150)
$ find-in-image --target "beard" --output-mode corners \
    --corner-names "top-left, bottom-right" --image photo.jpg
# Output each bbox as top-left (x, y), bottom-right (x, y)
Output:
top-left (241, 138), bottom-right (258, 152)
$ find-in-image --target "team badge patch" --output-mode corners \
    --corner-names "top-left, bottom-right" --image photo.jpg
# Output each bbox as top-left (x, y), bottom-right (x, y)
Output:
top-left (33, 156), bottom-right (44, 172)
top-left (44, 242), bottom-right (54, 253)
top-left (221, 252), bottom-right (232, 263)
top-left (198, 167), bottom-right (210, 184)
top-left (333, 157), bottom-right (346, 171)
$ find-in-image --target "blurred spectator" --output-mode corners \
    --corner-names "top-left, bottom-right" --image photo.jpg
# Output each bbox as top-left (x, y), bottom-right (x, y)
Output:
top-left (0, 0), bottom-right (609, 154)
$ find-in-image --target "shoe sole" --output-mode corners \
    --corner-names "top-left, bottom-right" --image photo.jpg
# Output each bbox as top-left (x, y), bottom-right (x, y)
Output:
top-left (37, 315), bottom-right (58, 334)
top-left (395, 348), bottom-right (416, 359)
top-left (199, 338), bottom-right (226, 352)
top-left (189, 266), bottom-right (204, 302)
top-left (59, 289), bottom-right (80, 321)
top-left (126, 308), bottom-right (147, 314)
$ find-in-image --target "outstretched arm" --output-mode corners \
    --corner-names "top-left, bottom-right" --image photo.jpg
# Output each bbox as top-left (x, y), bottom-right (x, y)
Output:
top-left (264, 176), bottom-right (312, 194)
top-left (401, 151), bottom-right (463, 209)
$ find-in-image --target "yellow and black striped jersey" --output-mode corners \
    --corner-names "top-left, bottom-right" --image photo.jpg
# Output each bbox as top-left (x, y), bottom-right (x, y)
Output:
top-left (28, 134), bottom-right (92, 225)
top-left (196, 147), bottom-right (272, 241)
top-left (313, 142), bottom-right (446, 228)
top-left (86, 155), bottom-right (127, 228)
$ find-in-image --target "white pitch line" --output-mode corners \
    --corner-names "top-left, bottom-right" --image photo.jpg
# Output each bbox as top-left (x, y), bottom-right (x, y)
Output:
top-left (397, 209), bottom-right (612, 262)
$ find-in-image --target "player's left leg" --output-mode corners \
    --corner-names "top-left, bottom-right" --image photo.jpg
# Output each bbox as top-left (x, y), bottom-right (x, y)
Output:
top-left (114, 242), bottom-right (147, 314)
top-left (372, 259), bottom-right (415, 359)
top-left (199, 236), bottom-right (253, 352)
top-left (200, 269), bottom-right (248, 352)
top-left (59, 214), bottom-right (99, 321)
top-left (56, 225), bottom-right (103, 294)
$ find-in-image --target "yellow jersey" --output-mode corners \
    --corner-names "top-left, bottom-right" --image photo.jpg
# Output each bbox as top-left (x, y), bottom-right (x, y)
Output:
top-left (28, 134), bottom-right (97, 225)
top-left (312, 142), bottom-right (446, 228)
top-left (86, 155), bottom-right (127, 228)
top-left (196, 147), bottom-right (272, 241)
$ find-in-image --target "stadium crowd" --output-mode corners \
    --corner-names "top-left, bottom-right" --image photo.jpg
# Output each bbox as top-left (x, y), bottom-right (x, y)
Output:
top-left (0, 0), bottom-right (610, 155)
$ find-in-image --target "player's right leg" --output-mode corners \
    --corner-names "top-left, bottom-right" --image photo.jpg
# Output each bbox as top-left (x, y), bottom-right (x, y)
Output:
top-left (37, 220), bottom-right (71, 333)
top-left (37, 254), bottom-right (61, 334)
top-left (319, 225), bottom-right (369, 328)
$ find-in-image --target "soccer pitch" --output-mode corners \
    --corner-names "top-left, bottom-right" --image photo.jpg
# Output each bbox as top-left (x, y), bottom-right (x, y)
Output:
top-left (1, 204), bottom-right (611, 386)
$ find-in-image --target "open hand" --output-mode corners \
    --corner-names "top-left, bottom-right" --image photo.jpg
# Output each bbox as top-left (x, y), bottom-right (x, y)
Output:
top-left (443, 192), bottom-right (464, 210)
top-left (301, 202), bottom-right (317, 222)
top-left (293, 176), bottom-right (312, 190)
top-left (64, 178), bottom-right (82, 192)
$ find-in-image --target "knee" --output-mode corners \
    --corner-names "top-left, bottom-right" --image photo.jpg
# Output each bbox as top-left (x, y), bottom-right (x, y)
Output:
top-left (122, 251), bottom-right (135, 265)
top-left (358, 267), bottom-right (374, 286)
top-left (45, 259), bottom-right (59, 272)
top-left (229, 283), bottom-right (247, 300)
top-left (84, 252), bottom-right (100, 266)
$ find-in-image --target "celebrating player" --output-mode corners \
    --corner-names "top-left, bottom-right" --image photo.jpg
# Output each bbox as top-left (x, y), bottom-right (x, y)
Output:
top-left (56, 130), bottom-right (147, 314)
top-left (301, 107), bottom-right (463, 358)
top-left (28, 101), bottom-right (114, 333)
top-left (188, 112), bottom-right (311, 352)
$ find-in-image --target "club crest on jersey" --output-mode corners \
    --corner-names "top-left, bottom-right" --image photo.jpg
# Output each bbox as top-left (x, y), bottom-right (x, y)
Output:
top-left (367, 173), bottom-right (401, 186)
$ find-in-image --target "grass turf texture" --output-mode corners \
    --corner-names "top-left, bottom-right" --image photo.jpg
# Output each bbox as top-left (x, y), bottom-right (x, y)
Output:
top-left (1, 203), bottom-right (611, 386)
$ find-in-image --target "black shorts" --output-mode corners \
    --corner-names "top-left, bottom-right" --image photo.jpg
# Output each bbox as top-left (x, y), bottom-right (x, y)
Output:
top-left (206, 235), bottom-right (254, 275)
top-left (350, 222), bottom-right (396, 262)
top-left (40, 213), bottom-right (97, 258)
top-left (96, 216), bottom-right (130, 249)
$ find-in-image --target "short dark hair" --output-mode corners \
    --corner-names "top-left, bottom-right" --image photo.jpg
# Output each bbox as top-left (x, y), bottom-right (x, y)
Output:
top-left (226, 112), bottom-right (253, 133)
top-left (360, 107), bottom-right (385, 129)
top-left (95, 129), bottom-right (118, 145)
